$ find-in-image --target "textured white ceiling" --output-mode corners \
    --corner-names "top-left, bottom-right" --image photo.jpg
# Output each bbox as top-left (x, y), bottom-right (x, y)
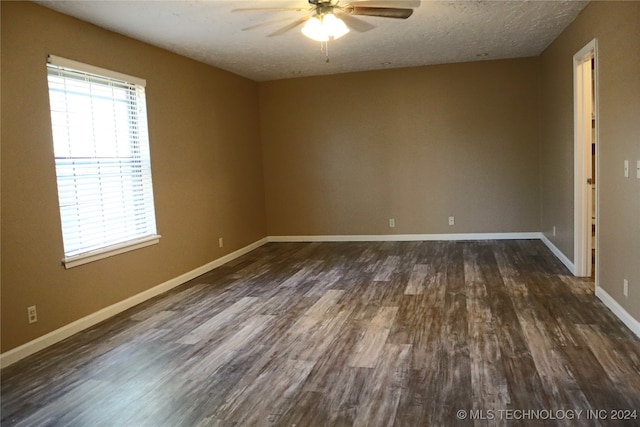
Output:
top-left (35, 0), bottom-right (589, 82)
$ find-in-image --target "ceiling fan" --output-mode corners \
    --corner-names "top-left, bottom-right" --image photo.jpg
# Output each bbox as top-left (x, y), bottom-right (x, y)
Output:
top-left (233, 0), bottom-right (419, 43)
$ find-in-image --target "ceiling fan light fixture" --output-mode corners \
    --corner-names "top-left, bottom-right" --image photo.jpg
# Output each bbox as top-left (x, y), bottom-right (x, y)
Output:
top-left (301, 16), bottom-right (329, 41)
top-left (301, 13), bottom-right (349, 42)
top-left (322, 13), bottom-right (350, 39)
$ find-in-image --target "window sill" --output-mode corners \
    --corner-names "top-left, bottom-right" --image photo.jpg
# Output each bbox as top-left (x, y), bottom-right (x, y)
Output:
top-left (62, 235), bottom-right (161, 269)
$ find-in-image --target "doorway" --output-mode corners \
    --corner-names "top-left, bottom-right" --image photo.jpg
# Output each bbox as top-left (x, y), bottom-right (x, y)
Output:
top-left (573, 39), bottom-right (598, 279)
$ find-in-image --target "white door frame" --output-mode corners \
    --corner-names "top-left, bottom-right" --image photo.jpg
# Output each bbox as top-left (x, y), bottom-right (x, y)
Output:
top-left (573, 39), bottom-right (598, 278)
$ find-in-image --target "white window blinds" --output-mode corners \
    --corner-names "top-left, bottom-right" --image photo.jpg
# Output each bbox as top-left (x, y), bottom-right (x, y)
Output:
top-left (46, 55), bottom-right (160, 268)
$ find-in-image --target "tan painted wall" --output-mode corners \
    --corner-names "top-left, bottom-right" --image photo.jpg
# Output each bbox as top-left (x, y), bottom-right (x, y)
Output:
top-left (540, 1), bottom-right (640, 320)
top-left (1, 2), bottom-right (267, 352)
top-left (261, 59), bottom-right (541, 236)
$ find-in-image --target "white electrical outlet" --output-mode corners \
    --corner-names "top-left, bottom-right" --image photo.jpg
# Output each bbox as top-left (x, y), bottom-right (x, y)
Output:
top-left (27, 306), bottom-right (37, 324)
top-left (389, 218), bottom-right (395, 228)
top-left (218, 237), bottom-right (224, 248)
top-left (623, 279), bottom-right (629, 297)
top-left (637, 160), bottom-right (640, 179)
top-left (448, 216), bottom-right (455, 226)
top-left (552, 226), bottom-right (557, 237)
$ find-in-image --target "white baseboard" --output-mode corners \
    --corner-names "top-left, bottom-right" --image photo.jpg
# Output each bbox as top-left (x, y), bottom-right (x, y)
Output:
top-left (0, 237), bottom-right (269, 369)
top-left (595, 286), bottom-right (640, 338)
top-left (540, 234), bottom-right (576, 274)
top-left (268, 232), bottom-right (541, 243)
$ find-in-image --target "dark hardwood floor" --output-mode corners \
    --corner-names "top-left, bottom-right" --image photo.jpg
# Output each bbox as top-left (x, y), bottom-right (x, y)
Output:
top-left (2, 240), bottom-right (640, 426)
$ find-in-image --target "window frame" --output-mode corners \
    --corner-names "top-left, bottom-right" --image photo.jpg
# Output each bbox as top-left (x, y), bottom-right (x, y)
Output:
top-left (46, 55), bottom-right (161, 269)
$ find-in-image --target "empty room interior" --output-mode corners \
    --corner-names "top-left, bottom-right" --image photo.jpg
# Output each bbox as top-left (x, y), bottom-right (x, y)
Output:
top-left (2, 1), bottom-right (639, 425)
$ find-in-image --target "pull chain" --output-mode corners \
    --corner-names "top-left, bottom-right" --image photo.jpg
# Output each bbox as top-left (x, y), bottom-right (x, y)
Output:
top-left (320, 40), bottom-right (330, 63)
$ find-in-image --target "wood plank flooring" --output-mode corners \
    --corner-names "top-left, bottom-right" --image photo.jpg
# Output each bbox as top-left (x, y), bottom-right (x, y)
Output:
top-left (2, 240), bottom-right (640, 426)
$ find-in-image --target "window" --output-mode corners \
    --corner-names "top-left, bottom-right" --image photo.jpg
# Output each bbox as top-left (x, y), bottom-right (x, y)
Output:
top-left (46, 55), bottom-right (160, 269)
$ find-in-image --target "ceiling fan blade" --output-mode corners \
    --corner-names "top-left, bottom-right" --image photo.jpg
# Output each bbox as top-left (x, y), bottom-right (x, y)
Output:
top-left (348, 6), bottom-right (413, 19)
top-left (242, 16), bottom-right (298, 32)
top-left (335, 12), bottom-right (376, 32)
top-left (233, 7), bottom-right (308, 13)
top-left (348, 0), bottom-right (420, 8)
top-left (268, 17), bottom-right (310, 37)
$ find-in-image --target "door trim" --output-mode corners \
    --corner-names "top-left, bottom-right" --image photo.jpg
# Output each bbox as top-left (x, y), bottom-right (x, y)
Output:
top-left (573, 39), bottom-right (598, 279)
